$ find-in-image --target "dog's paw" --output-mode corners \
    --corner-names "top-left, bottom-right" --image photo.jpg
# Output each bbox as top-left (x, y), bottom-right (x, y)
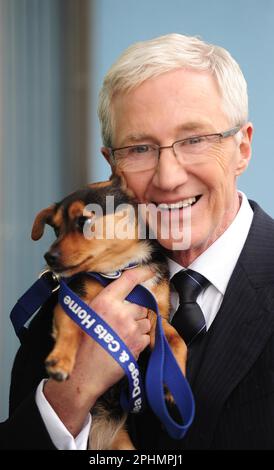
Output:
top-left (45, 355), bottom-right (73, 381)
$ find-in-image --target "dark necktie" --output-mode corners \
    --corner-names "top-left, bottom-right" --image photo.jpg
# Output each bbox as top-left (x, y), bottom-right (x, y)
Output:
top-left (171, 269), bottom-right (210, 346)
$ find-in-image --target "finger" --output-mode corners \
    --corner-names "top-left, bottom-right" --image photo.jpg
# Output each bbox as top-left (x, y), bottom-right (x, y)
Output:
top-left (137, 318), bottom-right (151, 334)
top-left (130, 305), bottom-right (148, 320)
top-left (102, 266), bottom-right (155, 300)
top-left (116, 304), bottom-right (147, 321)
top-left (134, 334), bottom-right (151, 359)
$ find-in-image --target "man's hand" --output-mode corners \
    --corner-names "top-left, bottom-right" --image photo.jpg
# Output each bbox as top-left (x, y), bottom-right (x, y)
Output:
top-left (44, 266), bottom-right (154, 437)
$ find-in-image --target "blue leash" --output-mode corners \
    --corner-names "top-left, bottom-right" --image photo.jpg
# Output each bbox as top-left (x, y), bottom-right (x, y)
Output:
top-left (59, 277), bottom-right (145, 414)
top-left (10, 269), bottom-right (195, 440)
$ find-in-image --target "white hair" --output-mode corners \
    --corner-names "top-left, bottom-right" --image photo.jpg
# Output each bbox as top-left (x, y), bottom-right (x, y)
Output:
top-left (98, 33), bottom-right (248, 147)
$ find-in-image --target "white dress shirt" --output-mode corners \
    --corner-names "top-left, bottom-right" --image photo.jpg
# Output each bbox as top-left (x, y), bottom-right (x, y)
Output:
top-left (35, 191), bottom-right (253, 449)
top-left (35, 379), bottom-right (91, 449)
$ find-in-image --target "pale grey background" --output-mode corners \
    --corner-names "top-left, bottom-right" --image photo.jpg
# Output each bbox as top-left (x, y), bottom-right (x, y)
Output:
top-left (0, 0), bottom-right (273, 421)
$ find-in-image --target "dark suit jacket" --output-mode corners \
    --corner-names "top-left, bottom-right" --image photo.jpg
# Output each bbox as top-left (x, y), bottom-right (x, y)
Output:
top-left (1, 201), bottom-right (274, 450)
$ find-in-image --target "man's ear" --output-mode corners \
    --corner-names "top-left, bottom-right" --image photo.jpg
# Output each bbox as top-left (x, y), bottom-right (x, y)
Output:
top-left (101, 146), bottom-right (117, 178)
top-left (101, 147), bottom-right (112, 165)
top-left (31, 205), bottom-right (55, 240)
top-left (235, 122), bottom-right (253, 176)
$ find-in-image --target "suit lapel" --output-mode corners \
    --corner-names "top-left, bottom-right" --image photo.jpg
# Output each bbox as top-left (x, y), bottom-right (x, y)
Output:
top-left (183, 202), bottom-right (274, 449)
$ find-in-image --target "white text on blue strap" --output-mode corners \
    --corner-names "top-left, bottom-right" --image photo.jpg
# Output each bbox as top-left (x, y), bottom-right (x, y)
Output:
top-left (62, 293), bottom-right (142, 412)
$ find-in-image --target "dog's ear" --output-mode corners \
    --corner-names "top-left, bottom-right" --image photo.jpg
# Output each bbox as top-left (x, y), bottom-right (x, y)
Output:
top-left (31, 205), bottom-right (55, 240)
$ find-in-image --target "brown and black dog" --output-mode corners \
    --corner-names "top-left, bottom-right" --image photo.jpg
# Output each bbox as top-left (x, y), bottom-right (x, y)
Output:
top-left (31, 175), bottom-right (187, 449)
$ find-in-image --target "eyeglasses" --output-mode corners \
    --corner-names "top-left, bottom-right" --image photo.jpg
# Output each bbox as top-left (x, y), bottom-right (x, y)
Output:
top-left (109, 125), bottom-right (242, 173)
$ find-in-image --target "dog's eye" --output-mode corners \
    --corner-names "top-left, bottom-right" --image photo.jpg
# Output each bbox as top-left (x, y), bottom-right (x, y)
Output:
top-left (76, 216), bottom-right (88, 232)
top-left (53, 226), bottom-right (60, 237)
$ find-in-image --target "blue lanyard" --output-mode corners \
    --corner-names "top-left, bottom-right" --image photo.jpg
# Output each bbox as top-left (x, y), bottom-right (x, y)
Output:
top-left (10, 270), bottom-right (195, 440)
top-left (59, 278), bottom-right (145, 414)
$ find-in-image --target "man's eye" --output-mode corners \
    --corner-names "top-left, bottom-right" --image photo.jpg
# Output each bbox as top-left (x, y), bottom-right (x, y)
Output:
top-left (129, 145), bottom-right (150, 154)
top-left (187, 136), bottom-right (205, 145)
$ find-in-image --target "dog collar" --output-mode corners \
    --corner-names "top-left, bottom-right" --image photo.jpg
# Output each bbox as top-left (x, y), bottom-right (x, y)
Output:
top-left (98, 262), bottom-right (139, 279)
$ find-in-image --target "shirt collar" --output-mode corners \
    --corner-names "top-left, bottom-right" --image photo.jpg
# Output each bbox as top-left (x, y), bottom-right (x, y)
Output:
top-left (167, 191), bottom-right (254, 295)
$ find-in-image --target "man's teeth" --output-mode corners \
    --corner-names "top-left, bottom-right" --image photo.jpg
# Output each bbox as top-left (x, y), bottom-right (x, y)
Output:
top-left (158, 197), bottom-right (196, 210)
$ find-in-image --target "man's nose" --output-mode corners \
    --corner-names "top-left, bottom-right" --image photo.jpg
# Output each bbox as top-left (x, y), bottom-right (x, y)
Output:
top-left (152, 147), bottom-right (188, 190)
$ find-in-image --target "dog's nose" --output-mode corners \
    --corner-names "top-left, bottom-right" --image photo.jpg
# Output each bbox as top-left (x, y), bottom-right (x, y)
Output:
top-left (44, 251), bottom-right (60, 267)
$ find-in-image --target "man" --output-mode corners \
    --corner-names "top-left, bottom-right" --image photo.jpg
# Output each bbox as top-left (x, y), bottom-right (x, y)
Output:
top-left (1, 33), bottom-right (274, 450)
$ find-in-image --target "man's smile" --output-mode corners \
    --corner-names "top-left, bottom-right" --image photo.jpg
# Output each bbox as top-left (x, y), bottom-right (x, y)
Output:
top-left (151, 195), bottom-right (202, 210)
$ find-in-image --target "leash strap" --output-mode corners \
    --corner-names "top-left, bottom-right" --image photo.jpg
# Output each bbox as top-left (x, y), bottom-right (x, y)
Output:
top-left (59, 279), bottom-right (145, 414)
top-left (10, 270), bottom-right (60, 339)
top-left (10, 271), bottom-right (194, 439)
top-left (87, 273), bottom-right (195, 439)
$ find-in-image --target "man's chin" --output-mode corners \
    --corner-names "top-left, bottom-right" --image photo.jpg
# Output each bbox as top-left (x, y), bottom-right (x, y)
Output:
top-left (156, 236), bottom-right (192, 252)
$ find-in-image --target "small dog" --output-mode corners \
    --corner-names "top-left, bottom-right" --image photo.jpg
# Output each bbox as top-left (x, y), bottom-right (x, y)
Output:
top-left (31, 175), bottom-right (187, 449)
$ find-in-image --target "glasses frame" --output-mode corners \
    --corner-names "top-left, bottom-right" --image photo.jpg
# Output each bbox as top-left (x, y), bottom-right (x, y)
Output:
top-left (109, 125), bottom-right (242, 166)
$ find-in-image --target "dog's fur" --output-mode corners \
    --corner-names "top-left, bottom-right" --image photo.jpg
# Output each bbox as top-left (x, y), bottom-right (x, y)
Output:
top-left (31, 175), bottom-right (187, 449)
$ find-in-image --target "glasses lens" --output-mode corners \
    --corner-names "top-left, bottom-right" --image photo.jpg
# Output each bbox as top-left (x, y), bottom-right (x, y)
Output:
top-left (114, 146), bottom-right (158, 172)
top-left (174, 136), bottom-right (212, 157)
